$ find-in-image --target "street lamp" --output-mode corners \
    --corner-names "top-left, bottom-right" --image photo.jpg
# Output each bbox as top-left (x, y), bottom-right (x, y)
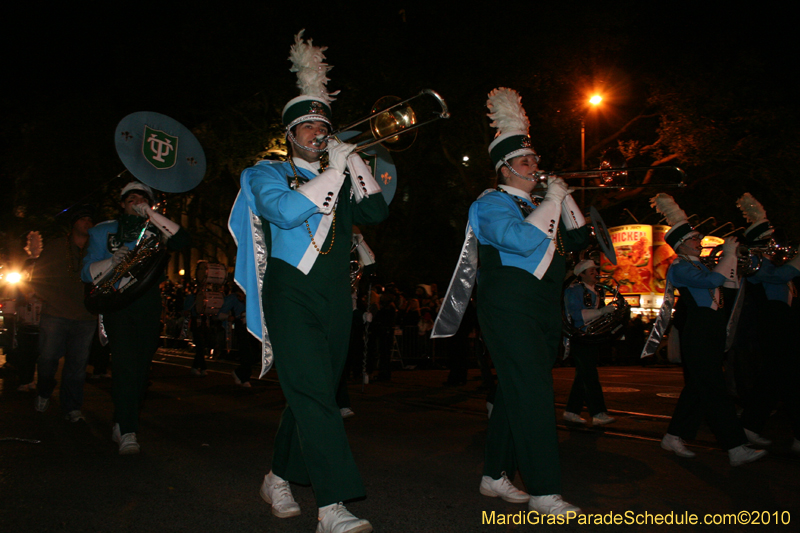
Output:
top-left (581, 94), bottom-right (603, 170)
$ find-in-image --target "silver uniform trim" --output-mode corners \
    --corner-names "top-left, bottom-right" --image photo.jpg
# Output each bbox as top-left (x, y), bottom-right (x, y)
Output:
top-left (640, 277), bottom-right (675, 359)
top-left (249, 210), bottom-right (274, 377)
top-left (431, 224), bottom-right (479, 339)
top-left (431, 189), bottom-right (495, 338)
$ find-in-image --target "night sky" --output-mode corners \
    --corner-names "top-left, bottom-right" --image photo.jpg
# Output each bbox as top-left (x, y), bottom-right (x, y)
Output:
top-left (3, 2), bottom-right (799, 282)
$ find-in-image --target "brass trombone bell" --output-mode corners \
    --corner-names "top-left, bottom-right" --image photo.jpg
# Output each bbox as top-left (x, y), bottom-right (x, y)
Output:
top-left (317, 89), bottom-right (450, 153)
top-left (367, 95), bottom-right (417, 151)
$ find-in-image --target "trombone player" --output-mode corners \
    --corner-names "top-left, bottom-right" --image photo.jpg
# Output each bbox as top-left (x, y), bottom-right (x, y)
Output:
top-left (228, 31), bottom-right (387, 533)
top-left (649, 193), bottom-right (766, 466)
top-left (434, 87), bottom-right (591, 515)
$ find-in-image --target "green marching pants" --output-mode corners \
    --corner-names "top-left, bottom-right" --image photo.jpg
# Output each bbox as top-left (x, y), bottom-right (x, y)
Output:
top-left (264, 258), bottom-right (365, 506)
top-left (478, 263), bottom-right (564, 497)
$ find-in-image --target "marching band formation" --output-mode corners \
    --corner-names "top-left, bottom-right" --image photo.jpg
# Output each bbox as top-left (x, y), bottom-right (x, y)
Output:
top-left (6, 30), bottom-right (800, 533)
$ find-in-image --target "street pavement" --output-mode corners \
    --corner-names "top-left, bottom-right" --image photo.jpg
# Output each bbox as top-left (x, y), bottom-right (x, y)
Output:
top-left (1, 349), bottom-right (798, 532)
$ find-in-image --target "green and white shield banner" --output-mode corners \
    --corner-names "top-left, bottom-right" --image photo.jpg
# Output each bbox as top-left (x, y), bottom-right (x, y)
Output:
top-left (115, 111), bottom-right (206, 193)
top-left (142, 126), bottom-right (178, 169)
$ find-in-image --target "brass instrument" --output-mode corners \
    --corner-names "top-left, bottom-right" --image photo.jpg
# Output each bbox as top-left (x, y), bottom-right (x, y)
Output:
top-left (702, 240), bottom-right (798, 276)
top-left (751, 240), bottom-right (798, 265)
top-left (534, 149), bottom-right (687, 191)
top-left (562, 277), bottom-right (630, 343)
top-left (701, 244), bottom-right (763, 276)
top-left (315, 89), bottom-right (450, 153)
top-left (85, 111), bottom-right (207, 314)
top-left (535, 166), bottom-right (687, 191)
top-left (85, 233), bottom-right (169, 314)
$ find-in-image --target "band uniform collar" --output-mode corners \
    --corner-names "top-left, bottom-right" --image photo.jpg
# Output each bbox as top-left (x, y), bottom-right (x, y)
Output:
top-left (498, 184), bottom-right (533, 204)
top-left (292, 157), bottom-right (322, 174)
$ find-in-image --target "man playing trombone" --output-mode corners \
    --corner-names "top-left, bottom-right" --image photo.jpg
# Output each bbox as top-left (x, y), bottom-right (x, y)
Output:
top-left (228, 31), bottom-right (387, 533)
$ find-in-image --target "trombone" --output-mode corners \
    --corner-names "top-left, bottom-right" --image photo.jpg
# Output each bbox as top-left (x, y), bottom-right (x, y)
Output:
top-left (535, 166), bottom-right (688, 190)
top-left (314, 89), bottom-right (450, 153)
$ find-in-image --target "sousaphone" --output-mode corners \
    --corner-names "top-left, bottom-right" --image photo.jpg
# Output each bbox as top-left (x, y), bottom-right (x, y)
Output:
top-left (85, 112), bottom-right (206, 314)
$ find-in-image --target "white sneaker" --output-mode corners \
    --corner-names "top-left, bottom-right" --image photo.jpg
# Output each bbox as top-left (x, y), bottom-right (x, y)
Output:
top-left (65, 410), bottom-right (85, 423)
top-left (528, 494), bottom-right (581, 515)
top-left (729, 444), bottom-right (767, 466)
top-left (34, 396), bottom-right (50, 413)
top-left (479, 471), bottom-right (529, 503)
top-left (563, 411), bottom-right (586, 424)
top-left (340, 407), bottom-right (355, 419)
top-left (661, 433), bottom-right (695, 458)
top-left (112, 423), bottom-right (140, 455)
top-left (317, 503), bottom-right (372, 533)
top-left (744, 428), bottom-right (772, 446)
top-left (118, 433), bottom-right (140, 455)
top-left (260, 473), bottom-right (301, 518)
top-left (592, 412), bottom-right (616, 426)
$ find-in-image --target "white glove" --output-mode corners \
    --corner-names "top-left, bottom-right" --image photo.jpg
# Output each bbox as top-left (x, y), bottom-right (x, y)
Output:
top-left (581, 305), bottom-right (614, 324)
top-left (601, 305), bottom-right (616, 316)
top-left (132, 202), bottom-right (150, 217)
top-left (111, 246), bottom-right (129, 266)
top-left (722, 236), bottom-right (738, 255)
top-left (544, 177), bottom-right (572, 204)
top-left (327, 139), bottom-right (356, 174)
top-left (713, 236), bottom-right (738, 281)
top-left (133, 204), bottom-right (181, 237)
top-left (348, 153), bottom-right (382, 203)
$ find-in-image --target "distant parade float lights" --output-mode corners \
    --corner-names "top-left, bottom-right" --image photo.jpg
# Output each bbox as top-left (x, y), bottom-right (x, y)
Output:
top-left (597, 224), bottom-right (737, 316)
top-left (599, 223), bottom-right (677, 316)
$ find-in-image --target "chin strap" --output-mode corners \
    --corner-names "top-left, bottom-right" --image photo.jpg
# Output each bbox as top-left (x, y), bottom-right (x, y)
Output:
top-left (501, 160), bottom-right (539, 182)
top-left (287, 130), bottom-right (326, 154)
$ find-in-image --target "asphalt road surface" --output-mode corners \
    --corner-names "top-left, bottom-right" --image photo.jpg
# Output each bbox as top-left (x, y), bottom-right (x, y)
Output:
top-left (2, 349), bottom-right (798, 532)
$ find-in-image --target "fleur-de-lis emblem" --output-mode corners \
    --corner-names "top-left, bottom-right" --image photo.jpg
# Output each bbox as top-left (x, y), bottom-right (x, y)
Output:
top-left (381, 172), bottom-right (392, 185)
top-left (187, 157), bottom-right (197, 166)
top-left (121, 131), bottom-right (133, 141)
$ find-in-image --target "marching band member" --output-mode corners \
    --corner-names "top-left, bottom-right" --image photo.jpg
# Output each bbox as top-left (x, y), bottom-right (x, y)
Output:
top-left (736, 194), bottom-right (800, 451)
top-left (649, 193), bottom-right (766, 466)
top-left (563, 259), bottom-right (616, 426)
top-left (435, 88), bottom-right (591, 515)
top-left (81, 181), bottom-right (190, 454)
top-left (228, 31), bottom-right (387, 533)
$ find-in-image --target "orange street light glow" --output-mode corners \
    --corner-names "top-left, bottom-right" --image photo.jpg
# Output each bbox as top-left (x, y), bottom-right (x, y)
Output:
top-left (589, 95), bottom-right (603, 105)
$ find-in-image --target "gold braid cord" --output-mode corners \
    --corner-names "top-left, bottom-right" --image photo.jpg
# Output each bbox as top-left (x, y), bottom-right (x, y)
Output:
top-left (289, 158), bottom-right (336, 255)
